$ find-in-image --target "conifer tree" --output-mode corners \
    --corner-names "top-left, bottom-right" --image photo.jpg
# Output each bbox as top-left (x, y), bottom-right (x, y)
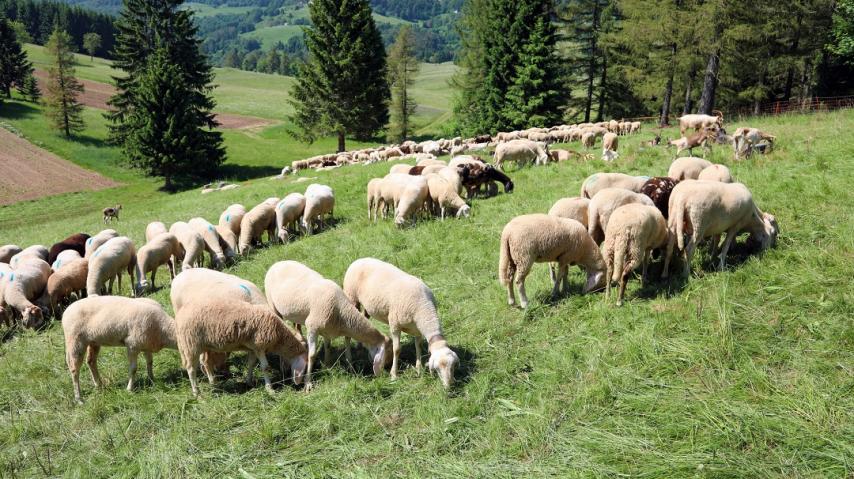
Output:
top-left (387, 25), bottom-right (419, 142)
top-left (43, 28), bottom-right (84, 137)
top-left (0, 16), bottom-right (32, 98)
top-left (83, 32), bottom-right (101, 60)
top-left (17, 71), bottom-right (39, 102)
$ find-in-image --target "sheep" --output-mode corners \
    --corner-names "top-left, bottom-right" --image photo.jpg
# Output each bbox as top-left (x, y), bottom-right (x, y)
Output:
top-left (52, 249), bottom-right (82, 271)
top-left (417, 158), bottom-right (446, 167)
top-left (238, 202), bottom-right (276, 254)
top-left (342, 258), bottom-right (458, 388)
top-left (0, 262), bottom-right (11, 325)
top-left (664, 181), bottom-right (779, 278)
top-left (678, 111), bottom-right (723, 135)
top-left (218, 204), bottom-right (246, 236)
top-left (603, 204), bottom-right (669, 305)
top-left (302, 184), bottom-right (335, 235)
top-left (668, 156), bottom-right (713, 181)
top-left (668, 128), bottom-right (715, 158)
top-left (84, 229), bottom-right (118, 258)
top-left (145, 222), bottom-right (168, 242)
top-left (498, 214), bottom-right (606, 309)
top-left (86, 236), bottom-right (137, 297)
top-left (0, 258), bottom-right (50, 328)
top-left (275, 193), bottom-right (306, 242)
top-left (602, 132), bottom-right (619, 162)
top-left (367, 178), bottom-right (384, 221)
top-left (630, 121), bottom-right (641, 134)
top-left (698, 164), bottom-right (733, 183)
top-left (732, 127), bottom-right (776, 160)
top-left (46, 257), bottom-right (88, 317)
top-left (61, 296), bottom-right (176, 403)
top-left (102, 204), bottom-right (122, 223)
top-left (640, 177), bottom-right (680, 219)
top-left (265, 261), bottom-right (391, 389)
top-left (135, 233), bottom-right (180, 294)
top-left (494, 139), bottom-right (550, 168)
top-left (389, 164), bottom-right (414, 175)
top-left (10, 245), bottom-right (49, 268)
top-left (188, 218), bottom-right (227, 269)
top-left (581, 131), bottom-right (596, 148)
top-left (460, 164), bottom-right (514, 198)
top-left (549, 149), bottom-right (590, 162)
top-left (580, 172), bottom-right (649, 199)
top-left (214, 224), bottom-right (239, 259)
top-left (425, 174), bottom-right (471, 220)
top-left (448, 155), bottom-right (485, 168)
top-left (587, 188), bottom-right (655, 243)
top-left (0, 245), bottom-right (22, 263)
top-left (48, 233), bottom-right (90, 265)
top-left (394, 176), bottom-right (429, 227)
top-left (169, 222), bottom-right (205, 270)
top-left (438, 166), bottom-right (466, 196)
top-left (548, 197), bottom-right (590, 227)
top-left (176, 300), bottom-right (307, 396)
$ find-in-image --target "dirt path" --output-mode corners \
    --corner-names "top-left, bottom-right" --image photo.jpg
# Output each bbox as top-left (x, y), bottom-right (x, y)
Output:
top-left (32, 69), bottom-right (273, 130)
top-left (0, 128), bottom-right (120, 206)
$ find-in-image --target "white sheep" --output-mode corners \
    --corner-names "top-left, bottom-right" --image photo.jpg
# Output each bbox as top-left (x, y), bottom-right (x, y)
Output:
top-left (188, 217), bottom-right (227, 269)
top-left (587, 188), bottom-right (655, 243)
top-left (697, 164), bottom-right (733, 183)
top-left (145, 222), bottom-right (168, 243)
top-left (547, 197), bottom-right (590, 228)
top-left (343, 258), bottom-right (458, 389)
top-left (678, 112), bottom-right (723, 135)
top-left (86, 236), bottom-right (137, 297)
top-left (238, 202), bottom-right (276, 254)
top-left (52, 249), bottom-right (82, 271)
top-left (367, 178), bottom-right (384, 221)
top-left (301, 184), bottom-right (335, 235)
top-left (218, 204), bottom-right (246, 236)
top-left (265, 261), bottom-right (391, 389)
top-left (581, 131), bottom-right (596, 148)
top-left (494, 139), bottom-right (550, 168)
top-left (394, 176), bottom-right (429, 227)
top-left (84, 229), bottom-right (118, 258)
top-left (602, 132), bottom-right (619, 161)
top-left (0, 245), bottom-right (22, 263)
top-left (275, 193), bottom-right (306, 242)
top-left (46, 257), bottom-right (88, 317)
top-left (62, 296), bottom-right (176, 403)
top-left (389, 164), bottom-right (414, 175)
top-left (169, 222), bottom-right (206, 270)
top-left (214, 224), bottom-right (239, 259)
top-left (580, 172), bottom-right (649, 199)
top-left (498, 214), bottom-right (606, 309)
top-left (10, 245), bottom-right (49, 268)
top-left (603, 204), bottom-right (668, 305)
top-left (135, 233), bottom-right (180, 294)
top-left (425, 174), bottom-right (470, 220)
top-left (668, 156), bottom-right (713, 180)
top-left (0, 257), bottom-right (50, 328)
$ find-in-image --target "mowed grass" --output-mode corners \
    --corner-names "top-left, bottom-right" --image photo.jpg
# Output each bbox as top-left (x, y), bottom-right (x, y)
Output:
top-left (0, 109), bottom-right (852, 476)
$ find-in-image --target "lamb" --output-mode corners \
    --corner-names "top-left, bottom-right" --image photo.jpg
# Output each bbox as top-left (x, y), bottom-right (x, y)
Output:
top-left (664, 181), bottom-right (779, 278)
top-left (218, 204), bottom-right (246, 236)
top-left (238, 202), bottom-right (276, 254)
top-left (493, 139), bottom-right (550, 168)
top-left (102, 204), bottom-right (122, 223)
top-left (135, 233), bottom-right (180, 294)
top-left (48, 233), bottom-right (90, 265)
top-left (0, 257), bottom-right (50, 328)
top-left (46, 257), bottom-right (88, 317)
top-left (547, 197), bottom-right (590, 227)
top-left (84, 229), bottom-right (118, 258)
top-left (145, 222), bottom-right (168, 242)
top-left (302, 184), bottom-right (335, 235)
top-left (602, 204), bottom-right (668, 306)
top-left (698, 164), bottom-right (733, 183)
top-left (188, 218), bottom-right (227, 269)
top-left (640, 176), bottom-right (680, 219)
top-left (275, 193), bottom-right (306, 242)
top-left (86, 236), bottom-right (137, 297)
top-left (580, 172), bottom-right (649, 199)
top-left (425, 174), bottom-right (471, 220)
top-left (602, 132), bottom-right (619, 162)
top-left (176, 300), bottom-right (307, 396)
top-left (265, 261), bottom-right (391, 389)
top-left (10, 245), bottom-right (49, 268)
top-left (668, 156), bottom-right (713, 180)
top-left (169, 222), bottom-right (205, 270)
top-left (668, 128), bottom-right (715, 157)
top-left (732, 127), bottom-right (776, 160)
top-left (587, 188), bottom-right (655, 243)
top-left (62, 296), bottom-right (176, 403)
top-left (343, 258), bottom-right (459, 389)
top-left (678, 111), bottom-right (723, 135)
top-left (0, 245), bottom-right (22, 263)
top-left (52, 249), bottom-right (82, 271)
top-left (498, 214), bottom-right (606, 309)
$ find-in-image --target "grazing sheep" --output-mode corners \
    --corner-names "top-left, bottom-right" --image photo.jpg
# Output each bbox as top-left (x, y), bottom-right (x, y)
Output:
top-left (580, 172), bottom-right (649, 199)
top-left (176, 300), bottom-right (307, 396)
top-left (48, 233), bottom-right (90, 265)
top-left (733, 127), bottom-right (776, 160)
top-left (145, 222), bottom-right (168, 242)
top-left (102, 204), bottom-right (122, 223)
top-left (668, 156), bottom-right (714, 180)
top-left (215, 224), bottom-right (239, 259)
top-left (239, 202), bottom-right (277, 254)
top-left (390, 164), bottom-right (414, 175)
top-left (548, 197), bottom-right (590, 227)
top-left (668, 128), bottom-right (716, 158)
top-left (367, 178), bottom-right (384, 221)
top-left (664, 181), bottom-right (779, 278)
top-left (170, 268), bottom-right (267, 314)
top-left (603, 204), bottom-right (669, 305)
top-left (0, 263), bottom-right (11, 325)
top-left (52, 249), bottom-right (82, 271)
top-left (343, 258), bottom-right (459, 389)
top-left (135, 233), bottom-right (180, 294)
top-left (47, 258), bottom-right (88, 317)
top-left (587, 188), bottom-right (655, 243)
top-left (218, 204), bottom-right (246, 236)
top-left (395, 176), bottom-right (429, 227)
top-left (460, 164), bottom-right (514, 198)
top-left (169, 222), bottom-right (205, 270)
top-left (188, 218), bottom-right (227, 269)
top-left (85, 229), bottom-right (118, 258)
top-left (417, 158), bottom-right (447, 167)
top-left (302, 184), bottom-right (335, 235)
top-left (498, 214), bottom-right (606, 309)
top-left (0, 245), bottom-right (22, 263)
top-left (494, 139), bottom-right (550, 168)
top-left (275, 193), bottom-right (306, 242)
top-left (630, 121), bottom-right (641, 134)
top-left (0, 258), bottom-right (50, 328)
top-left (640, 177), bottom-right (680, 219)
top-left (602, 132), bottom-right (619, 161)
top-left (265, 261), bottom-right (391, 389)
top-left (581, 131), bottom-right (596, 148)
top-left (10, 245), bottom-right (49, 268)
top-left (678, 111), bottom-right (723, 135)
top-left (62, 296), bottom-right (176, 403)
top-left (86, 236), bottom-right (137, 297)
top-left (698, 164), bottom-right (733, 183)
top-left (425, 174), bottom-right (470, 220)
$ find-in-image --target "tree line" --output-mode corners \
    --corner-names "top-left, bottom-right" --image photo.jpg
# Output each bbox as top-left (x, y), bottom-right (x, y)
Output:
top-left (0, 0), bottom-right (115, 57)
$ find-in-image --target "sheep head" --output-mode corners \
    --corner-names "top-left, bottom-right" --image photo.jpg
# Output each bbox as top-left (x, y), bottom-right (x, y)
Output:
top-left (584, 270), bottom-right (606, 294)
top-left (456, 204), bottom-right (471, 219)
top-left (22, 305), bottom-right (44, 329)
top-left (428, 346), bottom-right (459, 390)
top-left (370, 337), bottom-right (392, 377)
top-left (288, 353), bottom-right (307, 385)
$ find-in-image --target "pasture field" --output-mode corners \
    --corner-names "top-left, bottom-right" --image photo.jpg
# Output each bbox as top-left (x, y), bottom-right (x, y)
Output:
top-left (0, 108), bottom-right (851, 477)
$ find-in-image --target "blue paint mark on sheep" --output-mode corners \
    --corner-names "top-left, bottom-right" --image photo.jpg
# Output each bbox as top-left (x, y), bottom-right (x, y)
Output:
top-left (86, 238), bottom-right (93, 245)
top-left (9, 273), bottom-right (14, 282)
top-left (208, 225), bottom-right (214, 232)
top-left (53, 260), bottom-right (61, 269)
top-left (238, 284), bottom-right (250, 297)
top-left (225, 214), bottom-right (230, 222)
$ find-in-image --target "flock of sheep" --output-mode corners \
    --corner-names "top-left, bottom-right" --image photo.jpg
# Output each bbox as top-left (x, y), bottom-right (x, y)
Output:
top-left (0, 112), bottom-right (780, 403)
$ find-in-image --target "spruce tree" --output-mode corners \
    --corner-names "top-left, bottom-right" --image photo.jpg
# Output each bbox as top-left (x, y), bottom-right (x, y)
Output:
top-left (107, 0), bottom-right (224, 186)
top-left (43, 28), bottom-right (84, 137)
top-left (289, 0), bottom-right (389, 152)
top-left (83, 32), bottom-right (101, 60)
top-left (451, 0), bottom-right (492, 135)
top-left (0, 16), bottom-right (32, 98)
top-left (17, 71), bottom-right (40, 102)
top-left (387, 25), bottom-right (419, 142)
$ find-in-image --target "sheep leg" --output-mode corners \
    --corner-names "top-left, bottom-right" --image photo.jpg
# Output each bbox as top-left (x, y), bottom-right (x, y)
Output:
top-left (390, 329), bottom-right (401, 380)
top-left (617, 272), bottom-right (628, 307)
top-left (244, 352), bottom-right (257, 385)
top-left (257, 353), bottom-right (274, 394)
top-left (414, 338), bottom-right (423, 374)
top-left (126, 348), bottom-right (138, 392)
top-left (150, 268), bottom-right (157, 290)
top-left (550, 264), bottom-right (567, 299)
top-left (168, 259), bottom-right (175, 279)
top-left (107, 277), bottom-right (115, 295)
top-left (683, 236), bottom-right (698, 277)
top-left (517, 277), bottom-right (529, 309)
top-left (144, 352), bottom-right (154, 383)
top-left (86, 344), bottom-right (103, 388)
top-left (324, 336), bottom-right (332, 365)
top-left (718, 229), bottom-right (738, 270)
top-left (641, 250), bottom-right (650, 287)
top-left (344, 337), bottom-right (353, 367)
top-left (202, 353), bottom-right (217, 385)
top-left (186, 358), bottom-right (200, 397)
top-left (663, 232), bottom-right (676, 279)
top-left (68, 347), bottom-right (85, 404)
top-left (562, 267), bottom-right (570, 295)
top-left (306, 330), bottom-right (319, 390)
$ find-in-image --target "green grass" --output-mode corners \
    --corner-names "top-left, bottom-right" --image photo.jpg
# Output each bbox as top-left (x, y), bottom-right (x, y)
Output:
top-left (24, 43), bottom-right (116, 84)
top-left (183, 2), bottom-right (254, 18)
top-left (0, 108), bottom-right (852, 476)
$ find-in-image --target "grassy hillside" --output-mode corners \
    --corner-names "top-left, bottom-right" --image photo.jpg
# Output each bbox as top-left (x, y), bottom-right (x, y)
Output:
top-left (0, 109), bottom-right (852, 476)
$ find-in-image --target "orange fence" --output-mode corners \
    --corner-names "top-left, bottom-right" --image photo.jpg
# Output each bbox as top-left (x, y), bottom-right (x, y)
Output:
top-left (731, 95), bottom-right (854, 119)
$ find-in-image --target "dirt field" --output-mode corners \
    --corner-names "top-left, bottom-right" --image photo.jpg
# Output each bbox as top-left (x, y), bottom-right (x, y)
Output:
top-left (0, 128), bottom-right (119, 206)
top-left (33, 69), bottom-right (272, 130)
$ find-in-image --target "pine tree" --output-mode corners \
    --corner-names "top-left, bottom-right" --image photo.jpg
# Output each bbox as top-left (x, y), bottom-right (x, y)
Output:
top-left (83, 32), bottom-right (101, 60)
top-left (451, 0), bottom-right (492, 134)
top-left (17, 71), bottom-right (39, 102)
top-left (106, 0), bottom-right (224, 187)
top-left (43, 29), bottom-right (84, 137)
top-left (289, 0), bottom-right (389, 152)
top-left (0, 16), bottom-right (32, 98)
top-left (387, 25), bottom-right (419, 142)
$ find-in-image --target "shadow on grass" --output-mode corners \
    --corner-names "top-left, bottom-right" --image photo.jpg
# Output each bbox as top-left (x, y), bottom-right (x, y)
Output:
top-left (0, 100), bottom-right (40, 120)
top-left (218, 163), bottom-right (282, 182)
